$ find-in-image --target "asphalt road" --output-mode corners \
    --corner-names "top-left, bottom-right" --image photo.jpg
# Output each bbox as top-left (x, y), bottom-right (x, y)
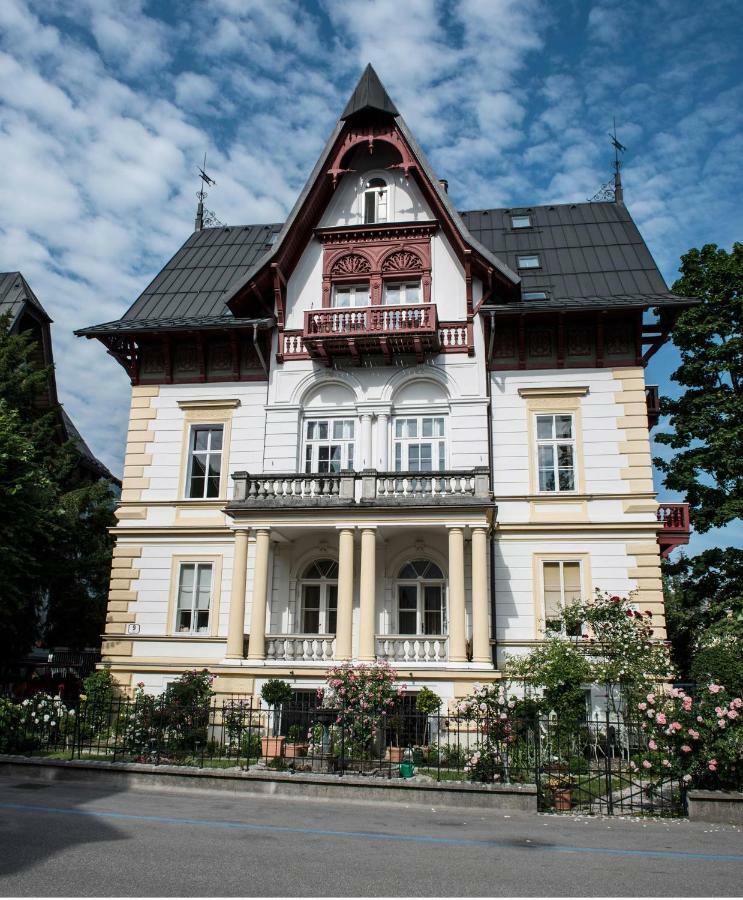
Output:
top-left (0, 773), bottom-right (741, 896)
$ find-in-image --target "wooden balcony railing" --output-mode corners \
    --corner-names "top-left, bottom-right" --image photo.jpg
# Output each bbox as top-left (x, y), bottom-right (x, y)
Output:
top-left (657, 502), bottom-right (691, 557)
top-left (301, 303), bottom-right (439, 363)
top-left (646, 384), bottom-right (660, 428)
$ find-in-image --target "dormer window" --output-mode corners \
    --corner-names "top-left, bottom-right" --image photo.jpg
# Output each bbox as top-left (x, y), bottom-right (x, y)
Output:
top-left (332, 284), bottom-right (369, 307)
top-left (383, 281), bottom-right (421, 305)
top-left (517, 254), bottom-right (540, 269)
top-left (511, 214), bottom-right (531, 229)
top-left (363, 178), bottom-right (388, 224)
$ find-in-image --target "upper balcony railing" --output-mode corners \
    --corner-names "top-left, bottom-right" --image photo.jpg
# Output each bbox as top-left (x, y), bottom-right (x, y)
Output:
top-left (657, 502), bottom-right (691, 557)
top-left (230, 467), bottom-right (492, 509)
top-left (301, 303), bottom-right (440, 363)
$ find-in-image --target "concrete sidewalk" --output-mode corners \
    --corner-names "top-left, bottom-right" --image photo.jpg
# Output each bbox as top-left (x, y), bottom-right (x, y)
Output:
top-left (0, 772), bottom-right (741, 896)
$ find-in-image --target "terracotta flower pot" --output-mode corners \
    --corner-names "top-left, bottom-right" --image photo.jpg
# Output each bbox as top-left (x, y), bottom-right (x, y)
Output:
top-left (553, 787), bottom-right (573, 811)
top-left (388, 746), bottom-right (404, 763)
top-left (284, 742), bottom-right (308, 759)
top-left (261, 736), bottom-right (285, 759)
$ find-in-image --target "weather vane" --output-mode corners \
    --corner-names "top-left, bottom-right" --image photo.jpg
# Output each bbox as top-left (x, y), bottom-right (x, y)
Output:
top-left (589, 119), bottom-right (627, 203)
top-left (194, 154), bottom-right (223, 230)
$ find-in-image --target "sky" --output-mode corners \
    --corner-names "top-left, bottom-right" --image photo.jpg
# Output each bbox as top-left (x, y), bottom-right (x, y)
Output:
top-left (0, 0), bottom-right (740, 556)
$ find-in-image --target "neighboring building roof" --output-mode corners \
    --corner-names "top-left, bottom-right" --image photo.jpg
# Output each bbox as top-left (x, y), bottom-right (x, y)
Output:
top-left (59, 408), bottom-right (120, 485)
top-left (0, 271), bottom-right (52, 328)
top-left (462, 201), bottom-right (686, 308)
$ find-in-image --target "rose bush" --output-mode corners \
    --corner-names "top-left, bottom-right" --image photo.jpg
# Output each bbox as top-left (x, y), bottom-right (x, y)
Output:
top-left (635, 683), bottom-right (743, 790)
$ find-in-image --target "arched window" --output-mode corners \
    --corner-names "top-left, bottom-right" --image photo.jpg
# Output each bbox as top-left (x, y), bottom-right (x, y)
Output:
top-left (300, 559), bottom-right (338, 634)
top-left (363, 177), bottom-right (388, 224)
top-left (396, 559), bottom-right (445, 635)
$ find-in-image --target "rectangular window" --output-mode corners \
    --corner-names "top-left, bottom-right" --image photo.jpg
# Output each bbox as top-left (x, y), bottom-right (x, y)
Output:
top-left (394, 416), bottom-right (446, 472)
top-left (176, 563), bottom-right (212, 633)
top-left (522, 291), bottom-right (548, 300)
top-left (511, 214), bottom-right (531, 229)
top-left (332, 284), bottom-right (369, 307)
top-left (187, 425), bottom-right (223, 498)
top-left (383, 281), bottom-right (421, 305)
top-left (542, 561), bottom-right (582, 634)
top-left (304, 419), bottom-right (355, 473)
top-left (398, 585), bottom-right (418, 634)
top-left (517, 254), bottom-right (540, 269)
top-left (536, 413), bottom-right (575, 492)
top-left (423, 585), bottom-right (442, 634)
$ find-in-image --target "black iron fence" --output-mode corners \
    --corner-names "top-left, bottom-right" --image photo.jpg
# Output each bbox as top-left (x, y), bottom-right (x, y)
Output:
top-left (0, 697), bottom-right (698, 815)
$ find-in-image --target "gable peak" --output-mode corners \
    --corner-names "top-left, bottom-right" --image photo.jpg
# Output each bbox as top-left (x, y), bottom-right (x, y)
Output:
top-left (341, 64), bottom-right (399, 120)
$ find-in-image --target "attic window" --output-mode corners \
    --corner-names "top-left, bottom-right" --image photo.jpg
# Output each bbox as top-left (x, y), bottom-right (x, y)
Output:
top-left (523, 291), bottom-right (548, 300)
top-left (363, 178), bottom-right (388, 224)
top-left (511, 214), bottom-right (531, 229)
top-left (517, 255), bottom-right (540, 269)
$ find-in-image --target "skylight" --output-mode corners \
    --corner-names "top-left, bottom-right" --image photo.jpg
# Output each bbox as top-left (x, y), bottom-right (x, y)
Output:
top-left (511, 214), bottom-right (531, 229)
top-left (523, 291), bottom-right (548, 300)
top-left (517, 255), bottom-right (540, 269)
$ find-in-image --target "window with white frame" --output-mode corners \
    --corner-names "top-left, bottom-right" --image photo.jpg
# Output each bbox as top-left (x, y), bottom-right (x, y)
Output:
top-left (304, 419), bottom-right (355, 473)
top-left (536, 413), bottom-right (575, 492)
top-left (186, 425), bottom-right (223, 498)
top-left (517, 254), bottom-right (540, 269)
top-left (542, 560), bottom-right (582, 635)
top-left (383, 281), bottom-right (421, 305)
top-left (396, 560), bottom-right (446, 635)
top-left (332, 283), bottom-right (369, 307)
top-left (363, 177), bottom-right (388, 224)
top-left (175, 562), bottom-right (212, 633)
top-left (394, 416), bottom-right (446, 472)
top-left (300, 559), bottom-right (338, 634)
top-left (511, 214), bottom-right (532, 229)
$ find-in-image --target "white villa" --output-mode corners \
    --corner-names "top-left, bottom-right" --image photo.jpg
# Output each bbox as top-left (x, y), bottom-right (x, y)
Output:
top-left (78, 66), bottom-right (691, 703)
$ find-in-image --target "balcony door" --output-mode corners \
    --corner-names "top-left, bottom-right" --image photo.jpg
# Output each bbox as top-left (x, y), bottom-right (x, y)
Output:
top-left (396, 559), bottom-right (446, 636)
top-left (300, 559), bottom-right (338, 635)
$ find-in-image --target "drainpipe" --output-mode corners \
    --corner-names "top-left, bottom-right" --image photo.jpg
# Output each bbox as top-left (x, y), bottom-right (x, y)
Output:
top-left (484, 311), bottom-right (498, 669)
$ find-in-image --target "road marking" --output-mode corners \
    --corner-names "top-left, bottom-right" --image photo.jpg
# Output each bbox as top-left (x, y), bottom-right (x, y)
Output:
top-left (1, 801), bottom-right (742, 863)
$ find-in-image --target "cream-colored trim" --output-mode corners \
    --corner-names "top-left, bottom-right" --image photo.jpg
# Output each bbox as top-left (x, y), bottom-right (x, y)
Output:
top-left (518, 386), bottom-right (589, 398)
top-left (531, 552), bottom-right (592, 637)
top-left (103, 545), bottom-right (142, 636)
top-left (612, 368), bottom-right (654, 495)
top-left (497, 522), bottom-right (661, 533)
top-left (626, 539), bottom-right (666, 639)
top-left (121, 387), bottom-right (159, 502)
top-left (178, 406), bottom-right (235, 501)
top-left (529, 500), bottom-right (588, 523)
top-left (524, 394), bottom-right (584, 496)
top-left (167, 554), bottom-right (224, 638)
top-left (177, 399), bottom-right (241, 410)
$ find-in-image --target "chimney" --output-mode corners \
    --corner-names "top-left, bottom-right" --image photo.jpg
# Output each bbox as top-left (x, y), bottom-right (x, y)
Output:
top-left (438, 179), bottom-right (449, 194)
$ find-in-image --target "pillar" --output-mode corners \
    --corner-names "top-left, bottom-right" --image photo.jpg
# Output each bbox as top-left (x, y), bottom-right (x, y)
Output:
top-left (471, 526), bottom-right (491, 664)
top-left (377, 412), bottom-right (389, 470)
top-left (246, 528), bottom-right (270, 661)
top-left (448, 527), bottom-right (467, 662)
top-left (360, 413), bottom-right (373, 469)
top-left (226, 529), bottom-right (249, 658)
top-left (335, 527), bottom-right (355, 660)
top-left (358, 527), bottom-right (377, 660)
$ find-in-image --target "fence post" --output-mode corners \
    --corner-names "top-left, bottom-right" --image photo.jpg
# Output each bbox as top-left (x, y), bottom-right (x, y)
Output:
top-left (533, 711), bottom-right (541, 810)
top-left (604, 705), bottom-right (614, 815)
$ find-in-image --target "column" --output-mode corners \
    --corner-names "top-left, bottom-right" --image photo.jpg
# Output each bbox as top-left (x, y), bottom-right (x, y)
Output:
top-left (377, 413), bottom-right (389, 470)
top-left (246, 528), bottom-right (271, 661)
top-left (360, 413), bottom-right (373, 469)
top-left (226, 529), bottom-right (249, 658)
top-left (335, 527), bottom-right (355, 660)
top-left (448, 527), bottom-right (467, 662)
top-left (358, 527), bottom-right (377, 660)
top-left (471, 526), bottom-right (491, 664)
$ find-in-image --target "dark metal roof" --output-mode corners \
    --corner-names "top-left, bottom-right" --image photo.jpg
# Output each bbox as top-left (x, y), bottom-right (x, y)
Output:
top-left (77, 314), bottom-right (273, 337)
top-left (461, 202), bottom-right (691, 308)
top-left (60, 408), bottom-right (120, 484)
top-left (341, 64), bottom-right (399, 119)
top-left (0, 271), bottom-right (52, 327)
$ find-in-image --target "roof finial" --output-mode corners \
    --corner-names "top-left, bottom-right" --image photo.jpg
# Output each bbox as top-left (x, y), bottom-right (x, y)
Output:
top-left (195, 154), bottom-right (221, 231)
top-left (610, 118), bottom-right (627, 204)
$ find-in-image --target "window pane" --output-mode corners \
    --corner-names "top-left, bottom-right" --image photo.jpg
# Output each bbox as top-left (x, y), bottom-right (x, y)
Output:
top-left (394, 444), bottom-right (402, 471)
top-left (398, 585), bottom-right (417, 610)
top-left (536, 416), bottom-right (553, 440)
top-left (424, 586), bottom-right (442, 635)
top-left (206, 474), bottom-right (220, 497)
top-left (557, 444), bottom-right (573, 468)
top-left (398, 611), bottom-right (416, 634)
top-left (307, 422), bottom-right (316, 440)
top-left (419, 444), bottom-right (432, 471)
top-left (563, 562), bottom-right (581, 602)
top-left (409, 444), bottom-right (420, 471)
top-left (303, 608), bottom-right (320, 633)
top-left (385, 284), bottom-right (400, 304)
top-left (188, 476), bottom-right (205, 498)
top-left (543, 563), bottom-right (562, 622)
top-left (399, 563), bottom-right (417, 579)
top-left (558, 469), bottom-right (575, 491)
top-left (196, 566), bottom-right (212, 609)
top-left (178, 565), bottom-right (195, 605)
top-left (354, 286), bottom-right (369, 306)
top-left (193, 429), bottom-right (209, 451)
top-left (364, 190), bottom-right (376, 224)
top-left (539, 469), bottom-right (555, 492)
top-left (190, 454), bottom-right (206, 478)
top-left (208, 455), bottom-right (221, 479)
top-left (317, 422), bottom-right (328, 440)
top-left (555, 415), bottom-right (573, 439)
top-left (347, 443), bottom-right (355, 469)
top-left (422, 418), bottom-right (433, 438)
top-left (305, 445), bottom-right (313, 473)
top-left (334, 288), bottom-right (350, 307)
top-left (210, 427), bottom-right (223, 451)
top-left (438, 441), bottom-right (445, 469)
top-left (434, 418), bottom-right (445, 437)
top-left (177, 609), bottom-right (192, 632)
top-left (538, 445), bottom-right (554, 469)
top-left (327, 585), bottom-right (338, 634)
top-left (511, 215), bottom-right (531, 229)
top-left (406, 282), bottom-right (420, 303)
top-left (329, 445), bottom-right (342, 472)
top-left (196, 610), bottom-right (209, 632)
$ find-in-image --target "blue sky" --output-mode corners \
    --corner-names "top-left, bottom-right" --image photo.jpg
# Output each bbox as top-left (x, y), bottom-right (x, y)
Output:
top-left (0, 0), bottom-right (740, 555)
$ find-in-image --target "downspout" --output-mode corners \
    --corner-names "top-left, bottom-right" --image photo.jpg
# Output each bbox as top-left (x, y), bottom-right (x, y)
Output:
top-left (485, 310), bottom-right (498, 669)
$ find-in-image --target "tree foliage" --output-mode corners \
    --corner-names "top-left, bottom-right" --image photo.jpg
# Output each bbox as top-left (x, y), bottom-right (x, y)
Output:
top-left (0, 313), bottom-right (116, 674)
top-left (654, 243), bottom-right (743, 531)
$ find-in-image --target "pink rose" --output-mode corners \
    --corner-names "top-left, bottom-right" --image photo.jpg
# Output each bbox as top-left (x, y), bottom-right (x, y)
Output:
top-left (655, 712), bottom-right (667, 725)
top-left (728, 709), bottom-right (738, 719)
top-left (708, 684), bottom-right (722, 694)
top-left (662, 759), bottom-right (671, 768)
top-left (688, 729), bottom-right (699, 740)
top-left (682, 697), bottom-right (693, 711)
top-left (731, 698), bottom-right (742, 709)
top-left (638, 702), bottom-right (647, 711)
top-left (647, 694), bottom-right (656, 704)
top-left (708, 763), bottom-right (717, 772)
top-left (670, 721), bottom-right (682, 731)
top-left (718, 719), bottom-right (727, 729)
top-left (648, 739), bottom-right (658, 750)
top-left (715, 706), bottom-right (724, 717)
top-left (642, 760), bottom-right (652, 770)
top-left (681, 745), bottom-right (692, 753)
top-left (697, 716), bottom-right (704, 723)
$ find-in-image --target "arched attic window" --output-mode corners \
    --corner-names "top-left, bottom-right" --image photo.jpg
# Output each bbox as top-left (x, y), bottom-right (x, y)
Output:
top-left (363, 177), bottom-right (388, 224)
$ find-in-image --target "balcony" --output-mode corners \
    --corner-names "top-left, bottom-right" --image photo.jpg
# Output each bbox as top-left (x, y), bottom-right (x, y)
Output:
top-left (657, 502), bottom-right (691, 557)
top-left (302, 303), bottom-right (439, 363)
top-left (646, 384), bottom-right (660, 428)
top-left (376, 635), bottom-right (448, 664)
top-left (230, 467), bottom-right (492, 510)
top-left (266, 634), bottom-right (336, 663)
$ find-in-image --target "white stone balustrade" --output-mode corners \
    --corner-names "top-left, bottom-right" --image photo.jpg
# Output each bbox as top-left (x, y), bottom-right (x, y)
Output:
top-left (266, 635), bottom-right (336, 662)
top-left (375, 635), bottom-right (449, 663)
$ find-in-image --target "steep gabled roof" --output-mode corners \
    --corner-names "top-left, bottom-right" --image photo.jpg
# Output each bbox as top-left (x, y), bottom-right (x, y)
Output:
top-left (0, 272), bottom-right (52, 328)
top-left (341, 63), bottom-right (399, 119)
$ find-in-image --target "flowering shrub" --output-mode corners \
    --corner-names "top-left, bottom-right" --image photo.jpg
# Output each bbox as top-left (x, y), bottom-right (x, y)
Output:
top-left (635, 683), bottom-right (743, 790)
top-left (321, 661), bottom-right (401, 756)
top-left (14, 694), bottom-right (75, 748)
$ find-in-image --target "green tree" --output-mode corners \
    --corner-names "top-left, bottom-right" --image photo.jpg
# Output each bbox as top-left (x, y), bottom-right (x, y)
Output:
top-left (654, 243), bottom-right (743, 531)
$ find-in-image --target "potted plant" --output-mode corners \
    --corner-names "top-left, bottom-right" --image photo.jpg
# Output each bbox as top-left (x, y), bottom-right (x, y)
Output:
top-left (284, 723), bottom-right (308, 759)
top-left (260, 679), bottom-right (293, 759)
top-left (546, 775), bottom-right (576, 811)
top-left (387, 714), bottom-right (404, 763)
